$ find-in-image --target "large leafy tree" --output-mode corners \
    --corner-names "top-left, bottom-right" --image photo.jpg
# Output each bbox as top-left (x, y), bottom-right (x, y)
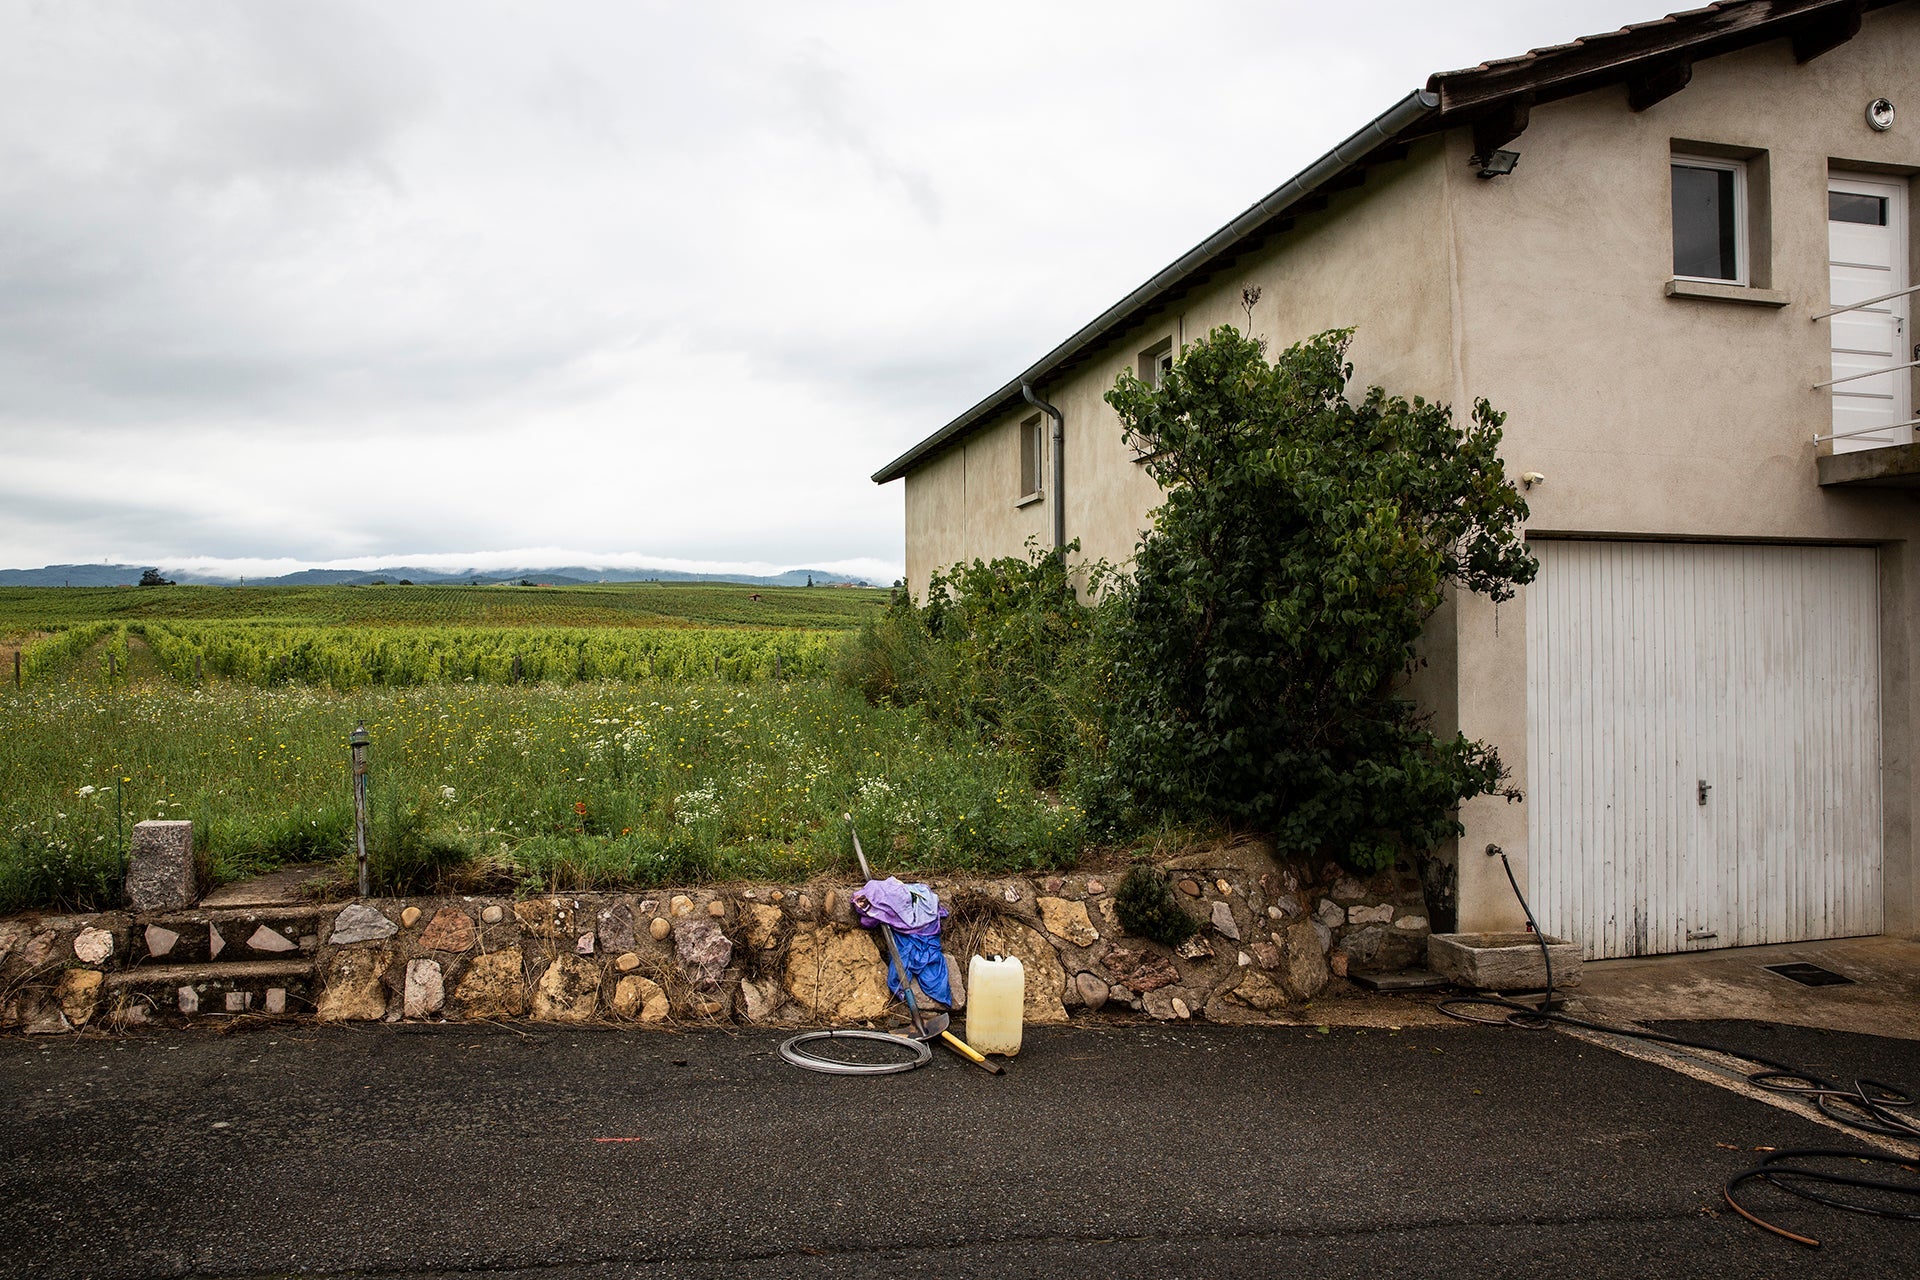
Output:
top-left (1104, 326), bottom-right (1535, 873)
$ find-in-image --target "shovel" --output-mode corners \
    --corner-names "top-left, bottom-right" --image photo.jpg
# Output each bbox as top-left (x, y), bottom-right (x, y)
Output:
top-left (846, 816), bottom-right (1003, 1075)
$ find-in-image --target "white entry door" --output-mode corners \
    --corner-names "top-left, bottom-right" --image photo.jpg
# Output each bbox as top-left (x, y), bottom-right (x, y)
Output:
top-left (1828, 172), bottom-right (1910, 453)
top-left (1526, 541), bottom-right (1883, 959)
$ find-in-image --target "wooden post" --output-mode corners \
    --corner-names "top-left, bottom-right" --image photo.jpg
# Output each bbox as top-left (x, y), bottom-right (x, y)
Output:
top-left (512, 653), bottom-right (523, 684)
top-left (712, 654), bottom-right (719, 679)
top-left (12, 650), bottom-right (19, 688)
top-left (108, 652), bottom-right (117, 681)
top-left (193, 655), bottom-right (203, 684)
top-left (648, 653), bottom-right (655, 678)
top-left (774, 652), bottom-right (782, 680)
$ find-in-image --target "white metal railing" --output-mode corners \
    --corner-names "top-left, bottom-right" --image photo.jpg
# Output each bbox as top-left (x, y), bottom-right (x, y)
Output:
top-left (1811, 284), bottom-right (1920, 448)
top-left (1812, 357), bottom-right (1920, 389)
top-left (1813, 417), bottom-right (1920, 444)
top-left (1808, 280), bottom-right (1920, 321)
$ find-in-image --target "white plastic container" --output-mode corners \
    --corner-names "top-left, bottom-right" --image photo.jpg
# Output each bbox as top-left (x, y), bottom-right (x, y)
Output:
top-left (966, 953), bottom-right (1025, 1056)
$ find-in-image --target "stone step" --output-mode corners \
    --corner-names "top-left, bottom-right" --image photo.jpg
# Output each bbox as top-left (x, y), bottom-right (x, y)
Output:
top-left (197, 864), bottom-right (333, 910)
top-left (129, 907), bottom-right (324, 967)
top-left (104, 958), bottom-right (315, 1021)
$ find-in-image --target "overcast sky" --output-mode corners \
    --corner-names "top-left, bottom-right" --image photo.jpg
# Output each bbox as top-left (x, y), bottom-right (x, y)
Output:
top-left (0, 0), bottom-right (1663, 581)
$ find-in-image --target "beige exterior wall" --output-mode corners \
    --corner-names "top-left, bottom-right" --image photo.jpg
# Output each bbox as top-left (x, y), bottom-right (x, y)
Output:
top-left (1448, 6), bottom-right (1920, 932)
top-left (903, 135), bottom-right (1459, 593)
top-left (896, 7), bottom-right (1920, 943)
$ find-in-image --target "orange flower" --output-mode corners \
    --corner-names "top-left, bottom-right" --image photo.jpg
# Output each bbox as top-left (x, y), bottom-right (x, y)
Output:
top-left (573, 801), bottom-right (588, 816)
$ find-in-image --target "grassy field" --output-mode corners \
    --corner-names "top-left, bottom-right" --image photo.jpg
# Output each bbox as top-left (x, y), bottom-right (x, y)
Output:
top-left (1, 583), bottom-right (891, 689)
top-left (0, 581), bottom-right (890, 631)
top-left (0, 583), bottom-right (1086, 912)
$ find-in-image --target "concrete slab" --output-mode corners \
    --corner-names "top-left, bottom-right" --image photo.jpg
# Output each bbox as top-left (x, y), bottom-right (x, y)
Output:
top-left (198, 865), bottom-right (331, 910)
top-left (1575, 935), bottom-right (1920, 1041)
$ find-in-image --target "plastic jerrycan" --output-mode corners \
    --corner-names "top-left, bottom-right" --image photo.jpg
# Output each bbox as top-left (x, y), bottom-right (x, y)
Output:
top-left (966, 953), bottom-right (1026, 1055)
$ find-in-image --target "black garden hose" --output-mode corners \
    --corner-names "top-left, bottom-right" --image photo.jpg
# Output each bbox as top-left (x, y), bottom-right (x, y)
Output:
top-left (1438, 852), bottom-right (1920, 1247)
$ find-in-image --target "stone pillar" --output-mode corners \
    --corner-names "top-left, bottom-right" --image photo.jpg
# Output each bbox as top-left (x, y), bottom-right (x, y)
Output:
top-left (126, 820), bottom-right (195, 912)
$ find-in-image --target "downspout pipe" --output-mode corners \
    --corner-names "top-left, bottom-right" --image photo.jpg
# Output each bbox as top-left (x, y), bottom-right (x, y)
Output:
top-left (1021, 382), bottom-right (1065, 553)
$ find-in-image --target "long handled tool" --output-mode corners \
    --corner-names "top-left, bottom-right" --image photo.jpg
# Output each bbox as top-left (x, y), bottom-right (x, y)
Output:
top-left (846, 815), bottom-right (1003, 1075)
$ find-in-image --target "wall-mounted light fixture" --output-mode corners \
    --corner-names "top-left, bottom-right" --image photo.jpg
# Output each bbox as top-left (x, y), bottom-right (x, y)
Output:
top-left (1521, 470), bottom-right (1546, 489)
top-left (1476, 149), bottom-right (1521, 179)
top-left (1867, 98), bottom-right (1896, 131)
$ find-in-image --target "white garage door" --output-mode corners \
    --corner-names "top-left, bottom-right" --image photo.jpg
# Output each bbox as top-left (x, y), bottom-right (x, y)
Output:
top-left (1526, 540), bottom-right (1883, 959)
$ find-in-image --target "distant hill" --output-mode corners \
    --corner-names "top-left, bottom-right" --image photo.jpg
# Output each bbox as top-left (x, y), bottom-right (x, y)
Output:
top-left (0, 563), bottom-right (873, 589)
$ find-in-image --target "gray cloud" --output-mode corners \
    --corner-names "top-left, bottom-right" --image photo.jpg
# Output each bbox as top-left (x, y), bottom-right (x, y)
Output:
top-left (0, 0), bottom-right (1661, 576)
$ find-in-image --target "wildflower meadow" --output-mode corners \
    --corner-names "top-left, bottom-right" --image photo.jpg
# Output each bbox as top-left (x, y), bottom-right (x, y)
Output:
top-left (0, 585), bottom-right (1088, 912)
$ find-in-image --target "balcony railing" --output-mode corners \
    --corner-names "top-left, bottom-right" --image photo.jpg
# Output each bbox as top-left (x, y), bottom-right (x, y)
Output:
top-left (1811, 281), bottom-right (1920, 450)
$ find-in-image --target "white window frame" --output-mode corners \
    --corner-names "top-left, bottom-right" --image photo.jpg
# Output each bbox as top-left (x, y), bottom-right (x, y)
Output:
top-left (1671, 153), bottom-right (1750, 287)
top-left (1016, 414), bottom-right (1045, 506)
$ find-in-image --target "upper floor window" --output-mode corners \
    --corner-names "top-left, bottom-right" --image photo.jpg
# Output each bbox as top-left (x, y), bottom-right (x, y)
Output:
top-left (1672, 154), bottom-right (1748, 284)
top-left (1018, 414), bottom-right (1044, 501)
top-left (1138, 337), bottom-right (1174, 387)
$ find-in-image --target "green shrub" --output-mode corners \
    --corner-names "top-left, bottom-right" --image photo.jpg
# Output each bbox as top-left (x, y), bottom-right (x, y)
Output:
top-left (1112, 865), bottom-right (1197, 947)
top-left (836, 542), bottom-right (1115, 791)
top-left (1104, 326), bottom-right (1536, 872)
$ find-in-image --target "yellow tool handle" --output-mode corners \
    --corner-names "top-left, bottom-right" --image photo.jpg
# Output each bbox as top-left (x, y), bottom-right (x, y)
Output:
top-left (940, 1030), bottom-right (1003, 1073)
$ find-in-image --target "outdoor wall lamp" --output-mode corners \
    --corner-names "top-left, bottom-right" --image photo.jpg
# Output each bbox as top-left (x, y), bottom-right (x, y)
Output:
top-left (1476, 149), bottom-right (1520, 179)
top-left (1521, 471), bottom-right (1545, 489)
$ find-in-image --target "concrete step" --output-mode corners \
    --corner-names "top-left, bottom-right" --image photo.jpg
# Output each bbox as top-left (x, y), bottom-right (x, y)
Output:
top-left (105, 958), bottom-right (316, 1021)
top-left (129, 906), bottom-right (325, 967)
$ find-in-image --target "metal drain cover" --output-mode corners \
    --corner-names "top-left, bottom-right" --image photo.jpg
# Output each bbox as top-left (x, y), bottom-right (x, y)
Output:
top-left (1762, 962), bottom-right (1856, 987)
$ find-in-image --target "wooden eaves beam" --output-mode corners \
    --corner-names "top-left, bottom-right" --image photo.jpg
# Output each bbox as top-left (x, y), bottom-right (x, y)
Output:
top-left (1471, 96), bottom-right (1531, 159)
top-left (1627, 59), bottom-right (1693, 111)
top-left (1792, 0), bottom-right (1864, 61)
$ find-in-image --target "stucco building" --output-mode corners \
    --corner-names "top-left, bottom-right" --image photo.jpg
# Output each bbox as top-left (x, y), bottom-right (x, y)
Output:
top-left (872, 0), bottom-right (1920, 958)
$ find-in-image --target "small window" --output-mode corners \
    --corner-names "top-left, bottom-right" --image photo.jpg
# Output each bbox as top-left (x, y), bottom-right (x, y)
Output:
top-left (1019, 414), bottom-right (1044, 501)
top-left (1138, 337), bottom-right (1174, 387)
top-left (1672, 154), bottom-right (1748, 284)
top-left (1830, 190), bottom-right (1889, 226)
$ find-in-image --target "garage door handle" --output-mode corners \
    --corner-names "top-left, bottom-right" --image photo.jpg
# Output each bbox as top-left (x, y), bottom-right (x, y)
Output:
top-left (1698, 779), bottom-right (1712, 805)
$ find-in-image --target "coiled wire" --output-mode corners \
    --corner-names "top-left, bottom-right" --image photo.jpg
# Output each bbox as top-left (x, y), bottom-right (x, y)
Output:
top-left (778, 1029), bottom-right (932, 1075)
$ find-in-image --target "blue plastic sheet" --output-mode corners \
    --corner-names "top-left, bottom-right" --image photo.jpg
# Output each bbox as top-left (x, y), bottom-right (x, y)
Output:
top-left (883, 928), bottom-right (953, 1005)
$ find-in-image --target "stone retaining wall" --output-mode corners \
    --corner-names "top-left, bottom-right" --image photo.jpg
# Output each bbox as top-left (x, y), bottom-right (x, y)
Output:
top-left (0, 840), bottom-right (1432, 1034)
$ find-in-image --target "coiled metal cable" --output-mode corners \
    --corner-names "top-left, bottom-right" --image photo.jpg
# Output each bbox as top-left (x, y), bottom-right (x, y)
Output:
top-left (778, 1029), bottom-right (932, 1075)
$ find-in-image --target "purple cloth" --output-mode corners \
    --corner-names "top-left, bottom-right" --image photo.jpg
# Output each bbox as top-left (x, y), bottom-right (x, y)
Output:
top-left (852, 877), bottom-right (947, 938)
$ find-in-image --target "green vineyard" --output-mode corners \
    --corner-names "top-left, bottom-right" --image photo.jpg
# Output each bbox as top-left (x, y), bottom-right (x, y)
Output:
top-left (21, 620), bottom-right (840, 688)
top-left (0, 581), bottom-right (888, 631)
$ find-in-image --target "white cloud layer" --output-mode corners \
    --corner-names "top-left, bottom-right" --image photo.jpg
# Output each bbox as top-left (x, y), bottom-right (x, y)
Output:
top-left (0, 0), bottom-right (1662, 573)
top-left (151, 548), bottom-right (902, 585)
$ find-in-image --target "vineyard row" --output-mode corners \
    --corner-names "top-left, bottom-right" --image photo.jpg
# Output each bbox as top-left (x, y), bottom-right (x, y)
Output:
top-left (19, 621), bottom-right (843, 687)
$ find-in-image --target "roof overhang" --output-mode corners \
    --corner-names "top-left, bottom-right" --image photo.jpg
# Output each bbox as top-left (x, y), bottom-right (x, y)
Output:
top-left (873, 0), bottom-right (1902, 486)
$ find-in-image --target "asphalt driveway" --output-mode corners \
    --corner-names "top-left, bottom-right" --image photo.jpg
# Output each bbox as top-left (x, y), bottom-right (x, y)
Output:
top-left (2, 1016), bottom-right (1916, 1278)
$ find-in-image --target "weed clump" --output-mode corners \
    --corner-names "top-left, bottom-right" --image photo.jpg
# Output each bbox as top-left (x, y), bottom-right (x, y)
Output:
top-left (1112, 865), bottom-right (1196, 947)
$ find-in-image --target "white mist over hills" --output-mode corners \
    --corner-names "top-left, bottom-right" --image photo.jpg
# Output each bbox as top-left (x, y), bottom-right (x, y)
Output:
top-left (0, 549), bottom-right (902, 589)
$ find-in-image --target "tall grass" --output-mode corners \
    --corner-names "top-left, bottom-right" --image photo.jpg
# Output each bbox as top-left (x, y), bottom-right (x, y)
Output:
top-left (0, 678), bottom-right (1086, 912)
